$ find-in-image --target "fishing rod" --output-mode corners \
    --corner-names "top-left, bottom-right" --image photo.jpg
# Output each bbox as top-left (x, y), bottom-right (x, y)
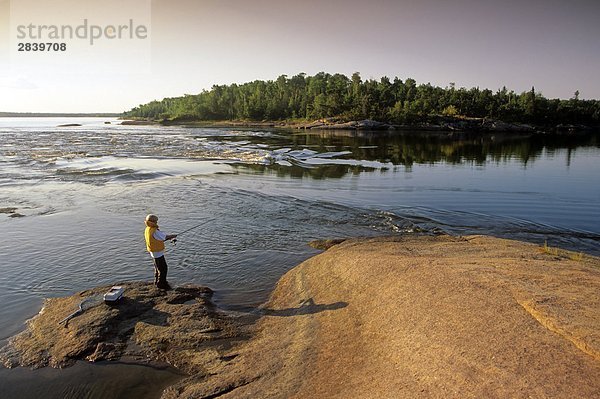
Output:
top-left (171, 218), bottom-right (216, 245)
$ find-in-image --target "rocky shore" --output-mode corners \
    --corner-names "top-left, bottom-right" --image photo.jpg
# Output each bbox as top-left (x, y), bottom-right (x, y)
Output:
top-left (0, 283), bottom-right (249, 375)
top-left (122, 116), bottom-right (598, 134)
top-left (2, 235), bottom-right (599, 398)
top-left (294, 117), bottom-right (597, 134)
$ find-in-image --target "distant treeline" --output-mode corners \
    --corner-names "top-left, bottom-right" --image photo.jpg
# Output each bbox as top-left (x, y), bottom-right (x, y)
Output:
top-left (123, 72), bottom-right (600, 126)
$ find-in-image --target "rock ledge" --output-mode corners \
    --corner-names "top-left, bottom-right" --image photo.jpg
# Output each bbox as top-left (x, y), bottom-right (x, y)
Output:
top-left (0, 282), bottom-right (247, 376)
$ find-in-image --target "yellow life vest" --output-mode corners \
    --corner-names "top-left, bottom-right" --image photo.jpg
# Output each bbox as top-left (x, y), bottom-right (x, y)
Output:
top-left (144, 226), bottom-right (165, 252)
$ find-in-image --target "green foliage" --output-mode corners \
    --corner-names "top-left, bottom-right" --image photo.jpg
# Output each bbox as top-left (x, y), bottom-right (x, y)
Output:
top-left (123, 73), bottom-right (600, 126)
top-left (442, 105), bottom-right (459, 116)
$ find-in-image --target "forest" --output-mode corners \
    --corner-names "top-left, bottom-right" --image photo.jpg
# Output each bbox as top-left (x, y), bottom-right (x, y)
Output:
top-left (123, 72), bottom-right (600, 127)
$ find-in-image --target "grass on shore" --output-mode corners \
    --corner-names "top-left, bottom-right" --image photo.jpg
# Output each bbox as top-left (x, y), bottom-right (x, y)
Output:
top-left (542, 241), bottom-right (585, 262)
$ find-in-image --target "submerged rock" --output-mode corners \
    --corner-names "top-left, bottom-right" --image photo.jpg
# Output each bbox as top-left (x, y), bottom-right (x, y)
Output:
top-left (0, 207), bottom-right (24, 218)
top-left (308, 238), bottom-right (346, 250)
top-left (120, 120), bottom-right (158, 125)
top-left (0, 282), bottom-right (247, 375)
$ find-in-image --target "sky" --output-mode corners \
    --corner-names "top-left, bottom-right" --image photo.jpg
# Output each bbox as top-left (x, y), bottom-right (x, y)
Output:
top-left (0, 0), bottom-right (599, 113)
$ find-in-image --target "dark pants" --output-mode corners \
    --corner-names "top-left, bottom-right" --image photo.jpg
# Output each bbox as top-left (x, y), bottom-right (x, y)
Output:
top-left (153, 256), bottom-right (170, 289)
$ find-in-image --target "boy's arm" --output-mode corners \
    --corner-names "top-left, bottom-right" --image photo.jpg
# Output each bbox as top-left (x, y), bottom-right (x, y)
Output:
top-left (153, 230), bottom-right (176, 241)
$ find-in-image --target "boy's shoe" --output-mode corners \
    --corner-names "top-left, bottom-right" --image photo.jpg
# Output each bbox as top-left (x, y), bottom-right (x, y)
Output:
top-left (156, 282), bottom-right (172, 290)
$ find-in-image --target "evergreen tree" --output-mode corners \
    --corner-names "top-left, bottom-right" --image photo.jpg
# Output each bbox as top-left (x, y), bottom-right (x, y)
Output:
top-left (122, 72), bottom-right (600, 127)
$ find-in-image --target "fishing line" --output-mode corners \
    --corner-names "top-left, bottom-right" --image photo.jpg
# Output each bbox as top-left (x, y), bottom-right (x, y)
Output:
top-left (171, 218), bottom-right (217, 246)
top-left (58, 293), bottom-right (105, 327)
top-left (177, 218), bottom-right (217, 236)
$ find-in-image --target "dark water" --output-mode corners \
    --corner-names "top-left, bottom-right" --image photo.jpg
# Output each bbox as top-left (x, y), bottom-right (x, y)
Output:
top-left (0, 360), bottom-right (184, 398)
top-left (0, 118), bottom-right (599, 398)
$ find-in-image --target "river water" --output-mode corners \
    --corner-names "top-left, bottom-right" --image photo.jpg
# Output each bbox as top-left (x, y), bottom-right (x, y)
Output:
top-left (0, 117), bottom-right (599, 397)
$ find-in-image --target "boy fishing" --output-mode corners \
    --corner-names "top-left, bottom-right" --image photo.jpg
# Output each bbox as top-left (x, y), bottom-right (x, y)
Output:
top-left (144, 214), bottom-right (177, 290)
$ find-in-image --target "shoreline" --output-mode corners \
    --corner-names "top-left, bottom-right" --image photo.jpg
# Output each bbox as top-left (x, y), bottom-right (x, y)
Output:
top-left (1, 235), bottom-right (599, 398)
top-left (119, 117), bottom-right (599, 135)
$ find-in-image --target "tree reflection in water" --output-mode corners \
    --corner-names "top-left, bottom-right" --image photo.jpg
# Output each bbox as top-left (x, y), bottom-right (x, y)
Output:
top-left (229, 130), bottom-right (599, 179)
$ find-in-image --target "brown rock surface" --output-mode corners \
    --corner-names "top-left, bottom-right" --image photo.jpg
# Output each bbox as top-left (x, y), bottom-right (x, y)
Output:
top-left (0, 283), bottom-right (247, 376)
top-left (2, 236), bottom-right (599, 398)
top-left (166, 235), bottom-right (600, 398)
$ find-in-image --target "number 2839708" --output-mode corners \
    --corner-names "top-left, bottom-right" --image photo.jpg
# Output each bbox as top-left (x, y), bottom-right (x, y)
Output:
top-left (17, 43), bottom-right (67, 51)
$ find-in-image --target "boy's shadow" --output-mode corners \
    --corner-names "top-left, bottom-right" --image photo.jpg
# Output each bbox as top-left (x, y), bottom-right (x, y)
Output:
top-left (229, 298), bottom-right (348, 318)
